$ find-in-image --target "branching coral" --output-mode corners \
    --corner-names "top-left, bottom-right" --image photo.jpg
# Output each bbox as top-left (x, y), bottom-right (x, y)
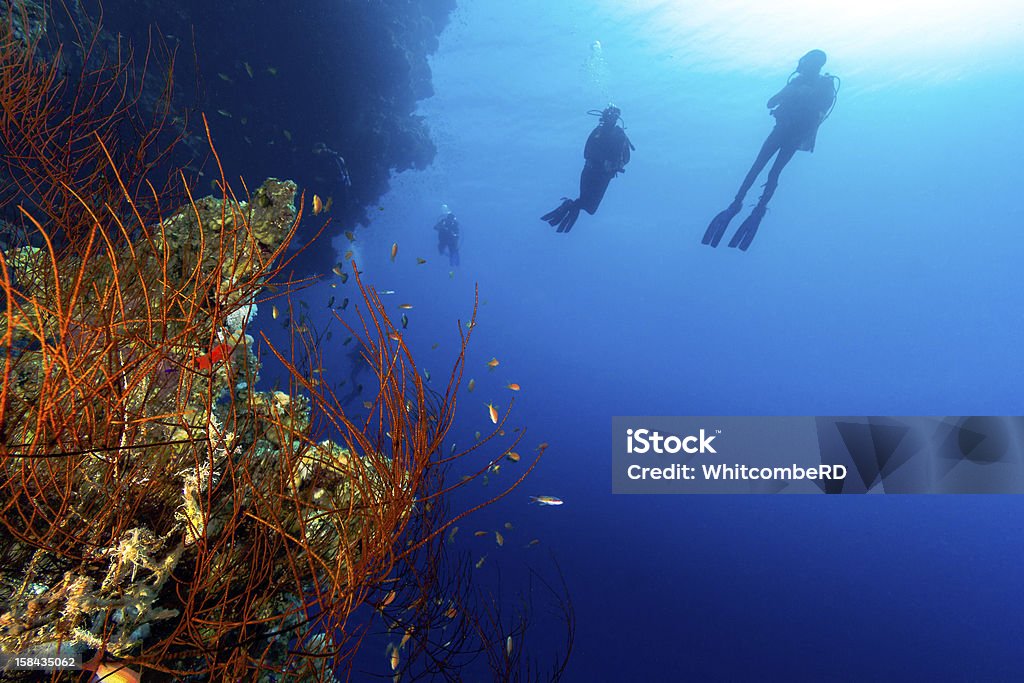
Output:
top-left (0, 4), bottom-right (562, 681)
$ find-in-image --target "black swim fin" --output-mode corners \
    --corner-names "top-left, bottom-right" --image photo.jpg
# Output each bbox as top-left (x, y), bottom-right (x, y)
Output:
top-left (556, 201), bottom-right (580, 232)
top-left (702, 199), bottom-right (742, 247)
top-left (541, 198), bottom-right (572, 225)
top-left (727, 204), bottom-right (767, 251)
top-left (541, 198), bottom-right (580, 233)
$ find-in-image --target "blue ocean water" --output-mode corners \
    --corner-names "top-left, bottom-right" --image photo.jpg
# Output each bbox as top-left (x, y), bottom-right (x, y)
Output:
top-left (256, 1), bottom-right (1024, 679)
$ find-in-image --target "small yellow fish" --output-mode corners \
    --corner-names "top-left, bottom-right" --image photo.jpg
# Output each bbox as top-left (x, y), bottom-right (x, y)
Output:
top-left (217, 109), bottom-right (232, 118)
top-left (475, 555), bottom-right (487, 569)
top-left (363, 401), bottom-right (374, 409)
top-left (381, 590), bottom-right (396, 607)
top-left (267, 66), bottom-right (279, 76)
top-left (474, 431), bottom-right (481, 440)
top-left (398, 304), bottom-right (413, 310)
top-left (448, 526), bottom-right (459, 543)
top-left (506, 451), bottom-right (520, 463)
top-left (474, 531), bottom-right (488, 537)
top-left (325, 197), bottom-right (334, 212)
top-left (244, 61), bottom-right (254, 78)
top-left (344, 250), bottom-right (353, 260)
top-left (217, 72), bottom-right (233, 82)
top-left (495, 531), bottom-right (504, 547)
top-left (504, 522), bottom-right (513, 530)
top-left (272, 305), bottom-right (279, 320)
top-left (445, 605), bottom-right (458, 619)
top-left (468, 379), bottom-right (475, 392)
top-left (529, 495), bottom-right (563, 506)
top-left (487, 358), bottom-right (499, 369)
top-left (506, 383), bottom-right (520, 391)
top-left (391, 242), bottom-right (398, 262)
top-left (506, 635), bottom-right (512, 658)
top-left (487, 403), bottom-right (498, 424)
top-left (537, 442), bottom-right (549, 452)
top-left (416, 257), bottom-right (427, 264)
top-left (400, 627), bottom-right (414, 650)
top-left (240, 116), bottom-right (248, 125)
top-left (313, 195), bottom-right (324, 215)
top-left (345, 231), bottom-right (356, 241)
top-left (283, 129), bottom-right (292, 141)
top-left (82, 651), bottom-right (141, 683)
top-left (401, 314), bottom-right (408, 329)
top-left (527, 539), bottom-right (540, 547)
top-left (332, 265), bottom-right (344, 277)
top-left (390, 644), bottom-right (400, 671)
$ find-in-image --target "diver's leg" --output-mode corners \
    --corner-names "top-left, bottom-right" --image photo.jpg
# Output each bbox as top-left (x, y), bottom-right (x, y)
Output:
top-left (578, 165), bottom-right (613, 215)
top-left (757, 145), bottom-right (797, 208)
top-left (735, 132), bottom-right (782, 203)
top-left (705, 136), bottom-right (777, 246)
top-left (728, 145), bottom-right (797, 251)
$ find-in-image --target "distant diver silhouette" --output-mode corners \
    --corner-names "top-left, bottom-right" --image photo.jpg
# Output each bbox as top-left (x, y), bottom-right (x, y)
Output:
top-left (703, 50), bottom-right (839, 251)
top-left (312, 141), bottom-right (352, 188)
top-left (542, 104), bottom-right (634, 233)
top-left (433, 204), bottom-right (461, 266)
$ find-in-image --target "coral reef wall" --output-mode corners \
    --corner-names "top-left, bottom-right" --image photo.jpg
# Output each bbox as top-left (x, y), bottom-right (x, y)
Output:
top-left (93, 0), bottom-right (457, 272)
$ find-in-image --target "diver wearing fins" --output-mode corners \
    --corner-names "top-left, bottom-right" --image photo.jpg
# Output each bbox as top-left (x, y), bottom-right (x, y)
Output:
top-left (542, 105), bottom-right (634, 233)
top-left (702, 50), bottom-right (838, 251)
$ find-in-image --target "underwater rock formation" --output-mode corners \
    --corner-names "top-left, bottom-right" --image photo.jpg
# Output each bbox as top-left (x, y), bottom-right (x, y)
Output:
top-left (94, 0), bottom-right (459, 273)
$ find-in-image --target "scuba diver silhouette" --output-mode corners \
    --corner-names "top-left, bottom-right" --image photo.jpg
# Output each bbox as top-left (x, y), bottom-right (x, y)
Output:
top-left (542, 104), bottom-right (634, 233)
top-left (433, 204), bottom-right (461, 266)
top-left (703, 50), bottom-right (839, 251)
top-left (338, 345), bottom-right (369, 408)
